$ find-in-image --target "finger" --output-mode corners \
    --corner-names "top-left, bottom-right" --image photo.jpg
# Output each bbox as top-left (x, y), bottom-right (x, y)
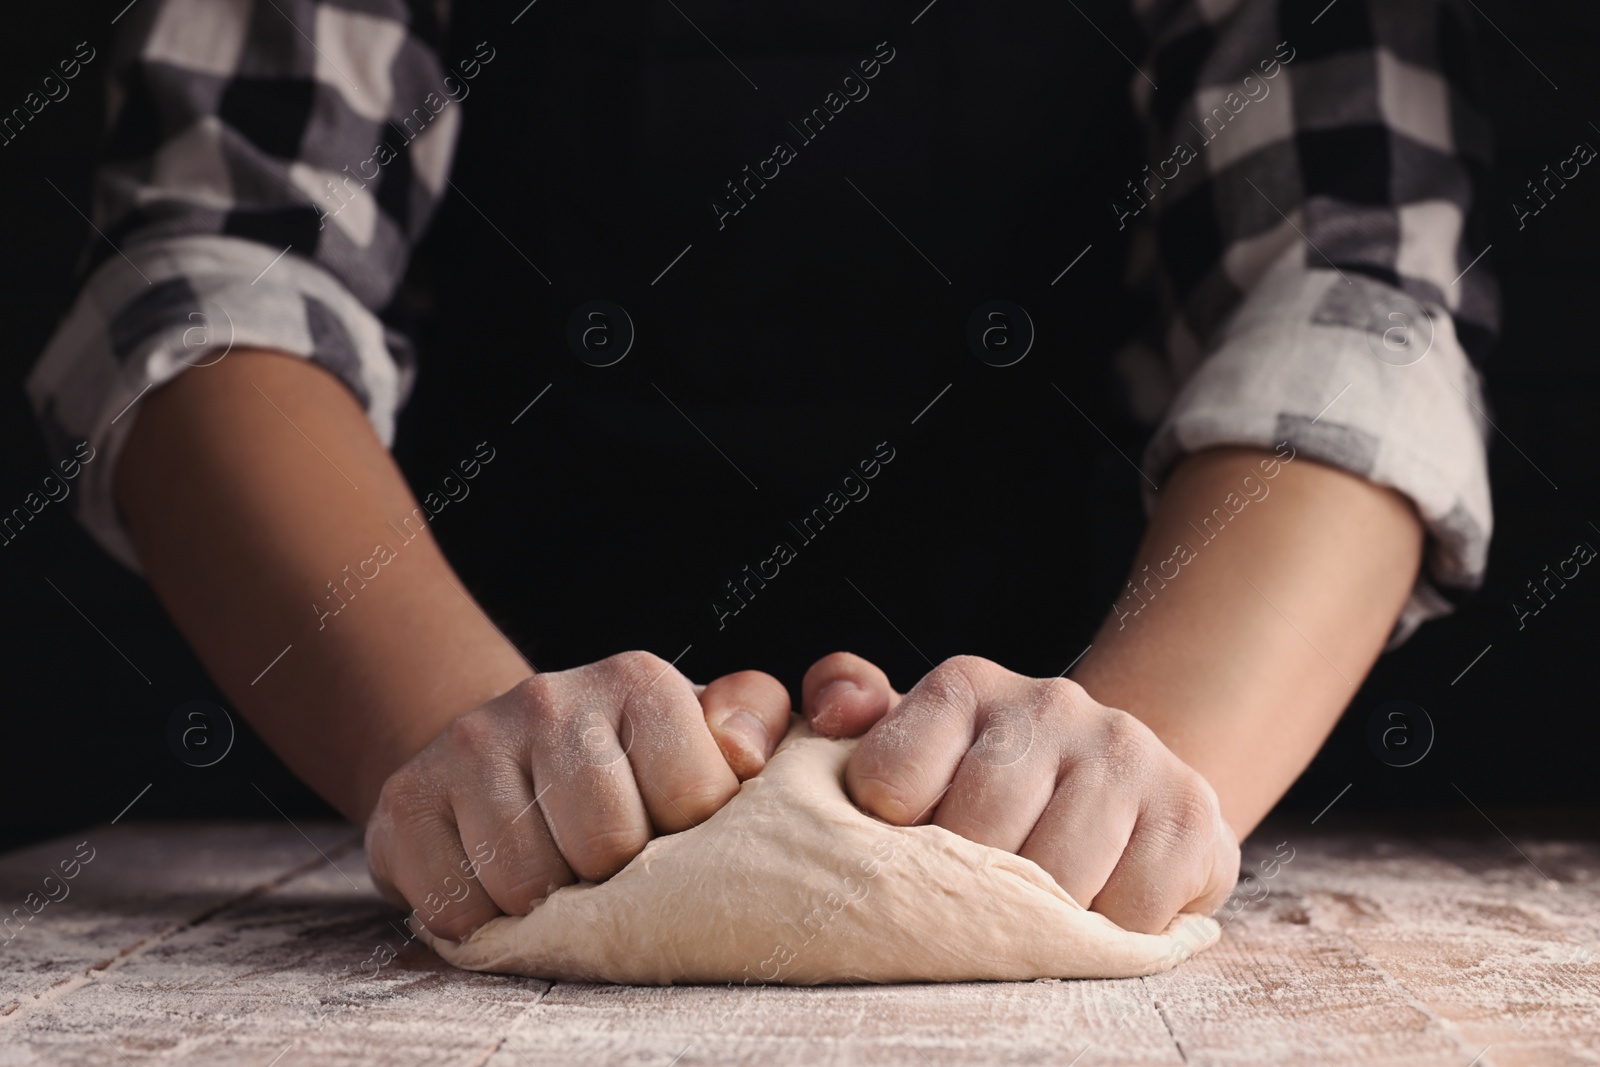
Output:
top-left (1182, 786), bottom-right (1240, 918)
top-left (614, 654), bottom-right (742, 831)
top-left (1090, 784), bottom-right (1222, 935)
top-left (451, 768), bottom-right (576, 916)
top-left (1018, 772), bottom-right (1140, 909)
top-left (525, 668), bottom-right (659, 883)
top-left (700, 670), bottom-right (792, 778)
top-left (845, 656), bottom-right (1005, 825)
top-left (365, 792), bottom-right (502, 942)
top-left (926, 679), bottom-right (1061, 849)
top-left (802, 651), bottom-right (899, 737)
top-left (363, 822), bottom-right (409, 910)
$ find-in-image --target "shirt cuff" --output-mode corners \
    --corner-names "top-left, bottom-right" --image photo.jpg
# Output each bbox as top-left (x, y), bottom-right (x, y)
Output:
top-left (25, 234), bottom-right (414, 574)
top-left (1138, 244), bottom-right (1493, 646)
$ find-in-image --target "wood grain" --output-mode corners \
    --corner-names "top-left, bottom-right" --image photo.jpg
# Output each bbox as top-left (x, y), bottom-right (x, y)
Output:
top-left (1, 816), bottom-right (1595, 1066)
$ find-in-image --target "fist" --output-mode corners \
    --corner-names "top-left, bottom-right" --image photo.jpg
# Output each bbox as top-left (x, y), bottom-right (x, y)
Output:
top-left (365, 651), bottom-right (791, 940)
top-left (804, 652), bottom-right (1239, 934)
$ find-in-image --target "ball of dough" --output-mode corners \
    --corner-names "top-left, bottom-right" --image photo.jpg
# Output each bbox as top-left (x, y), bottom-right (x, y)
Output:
top-left (421, 722), bottom-right (1221, 984)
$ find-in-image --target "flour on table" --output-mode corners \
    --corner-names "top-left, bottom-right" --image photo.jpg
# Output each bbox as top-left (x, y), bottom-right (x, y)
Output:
top-left (423, 722), bottom-right (1221, 984)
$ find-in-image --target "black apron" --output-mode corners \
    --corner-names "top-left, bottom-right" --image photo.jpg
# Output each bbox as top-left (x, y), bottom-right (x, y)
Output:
top-left (407, 0), bottom-right (1151, 689)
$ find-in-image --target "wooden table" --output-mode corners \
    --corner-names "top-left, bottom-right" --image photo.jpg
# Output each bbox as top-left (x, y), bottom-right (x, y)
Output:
top-left (1, 815), bottom-right (1596, 1066)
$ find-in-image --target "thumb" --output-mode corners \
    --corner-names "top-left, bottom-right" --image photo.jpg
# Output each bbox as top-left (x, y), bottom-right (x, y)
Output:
top-left (801, 652), bottom-right (900, 738)
top-left (699, 670), bottom-right (792, 779)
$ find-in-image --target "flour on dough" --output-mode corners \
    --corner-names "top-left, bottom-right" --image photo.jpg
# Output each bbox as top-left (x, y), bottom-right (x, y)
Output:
top-left (423, 722), bottom-right (1221, 984)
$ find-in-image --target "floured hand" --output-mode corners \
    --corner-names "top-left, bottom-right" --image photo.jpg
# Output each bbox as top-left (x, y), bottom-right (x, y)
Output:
top-left (364, 651), bottom-right (791, 940)
top-left (802, 652), bottom-right (1240, 934)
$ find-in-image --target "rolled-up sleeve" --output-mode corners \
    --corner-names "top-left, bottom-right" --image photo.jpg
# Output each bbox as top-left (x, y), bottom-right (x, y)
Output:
top-left (1118, 0), bottom-right (1499, 644)
top-left (26, 0), bottom-right (462, 572)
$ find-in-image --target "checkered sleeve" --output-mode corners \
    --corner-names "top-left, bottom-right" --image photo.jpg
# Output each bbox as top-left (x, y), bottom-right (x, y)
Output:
top-left (1116, 0), bottom-right (1499, 644)
top-left (25, 0), bottom-right (466, 573)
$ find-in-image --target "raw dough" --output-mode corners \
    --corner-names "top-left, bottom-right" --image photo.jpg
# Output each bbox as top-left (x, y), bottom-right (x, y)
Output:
top-left (423, 722), bottom-right (1221, 984)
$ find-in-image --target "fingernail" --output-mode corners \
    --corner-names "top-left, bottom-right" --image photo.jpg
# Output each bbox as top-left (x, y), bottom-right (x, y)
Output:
top-left (812, 680), bottom-right (860, 734)
top-left (716, 709), bottom-right (768, 765)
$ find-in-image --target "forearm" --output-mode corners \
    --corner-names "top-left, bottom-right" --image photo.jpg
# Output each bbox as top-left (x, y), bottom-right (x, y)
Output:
top-left (115, 350), bottom-right (533, 823)
top-left (1071, 446), bottom-right (1424, 838)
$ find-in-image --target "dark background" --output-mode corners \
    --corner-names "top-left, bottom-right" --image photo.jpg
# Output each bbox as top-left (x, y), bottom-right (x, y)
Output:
top-left (3, 0), bottom-right (1596, 852)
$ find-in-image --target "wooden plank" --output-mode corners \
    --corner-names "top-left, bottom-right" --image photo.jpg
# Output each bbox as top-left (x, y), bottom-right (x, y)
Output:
top-left (0, 821), bottom-right (358, 1020)
top-left (1280, 822), bottom-right (1600, 1067)
top-left (2, 853), bottom-right (548, 1067)
top-left (4, 819), bottom-right (1599, 1066)
top-left (494, 979), bottom-right (1184, 1067)
top-left (1142, 832), bottom-right (1490, 1066)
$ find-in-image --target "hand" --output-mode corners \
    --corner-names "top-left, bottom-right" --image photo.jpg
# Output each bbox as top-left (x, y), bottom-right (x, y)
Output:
top-left (365, 651), bottom-right (791, 940)
top-left (802, 652), bottom-right (1239, 934)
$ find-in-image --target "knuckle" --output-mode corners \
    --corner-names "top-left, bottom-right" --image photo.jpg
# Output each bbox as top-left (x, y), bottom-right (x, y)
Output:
top-left (918, 658), bottom-right (983, 712)
top-left (374, 764), bottom-right (441, 824)
top-left (1160, 776), bottom-right (1222, 849)
top-left (1098, 710), bottom-right (1159, 774)
top-left (610, 651), bottom-right (695, 716)
top-left (516, 674), bottom-right (607, 749)
top-left (975, 698), bottom-right (1041, 768)
top-left (607, 649), bottom-right (672, 685)
top-left (1031, 678), bottom-right (1087, 739)
top-left (439, 708), bottom-right (505, 755)
top-left (1039, 676), bottom-right (1087, 713)
top-left (940, 654), bottom-right (996, 682)
top-left (513, 672), bottom-right (560, 722)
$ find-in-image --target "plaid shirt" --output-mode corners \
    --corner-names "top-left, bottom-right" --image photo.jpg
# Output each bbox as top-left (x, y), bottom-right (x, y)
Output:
top-left (27, 0), bottom-right (1498, 643)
